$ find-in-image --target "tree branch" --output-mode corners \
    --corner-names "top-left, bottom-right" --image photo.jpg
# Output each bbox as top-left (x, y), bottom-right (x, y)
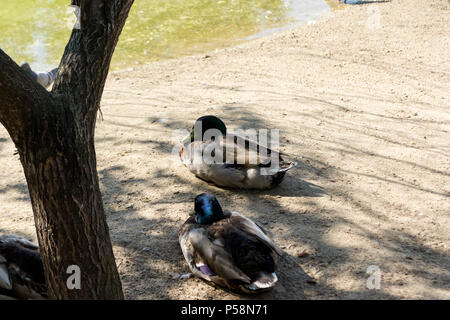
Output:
top-left (0, 49), bottom-right (55, 144)
top-left (52, 0), bottom-right (134, 121)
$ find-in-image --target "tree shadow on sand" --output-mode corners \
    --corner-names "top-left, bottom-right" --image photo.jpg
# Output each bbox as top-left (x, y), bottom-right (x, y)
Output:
top-left (98, 155), bottom-right (324, 299)
top-left (0, 183), bottom-right (30, 202)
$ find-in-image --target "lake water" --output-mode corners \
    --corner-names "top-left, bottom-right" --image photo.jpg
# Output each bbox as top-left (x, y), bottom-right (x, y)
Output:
top-left (0, 0), bottom-right (339, 71)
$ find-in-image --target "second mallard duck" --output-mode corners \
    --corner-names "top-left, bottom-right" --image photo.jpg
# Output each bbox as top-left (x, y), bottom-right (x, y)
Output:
top-left (0, 235), bottom-right (46, 300)
top-left (179, 193), bottom-right (282, 293)
top-left (179, 115), bottom-right (296, 189)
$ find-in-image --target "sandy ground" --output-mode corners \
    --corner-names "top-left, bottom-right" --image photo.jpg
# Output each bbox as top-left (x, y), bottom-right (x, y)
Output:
top-left (1, 0), bottom-right (449, 299)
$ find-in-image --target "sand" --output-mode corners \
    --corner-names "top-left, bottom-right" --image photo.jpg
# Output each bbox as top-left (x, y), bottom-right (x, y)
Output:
top-left (1, 0), bottom-right (449, 299)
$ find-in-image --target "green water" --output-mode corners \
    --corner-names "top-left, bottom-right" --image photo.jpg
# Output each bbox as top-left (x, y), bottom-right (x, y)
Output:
top-left (0, 0), bottom-right (330, 71)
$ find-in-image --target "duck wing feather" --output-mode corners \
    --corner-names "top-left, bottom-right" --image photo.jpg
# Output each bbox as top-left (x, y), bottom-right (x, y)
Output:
top-left (186, 227), bottom-right (251, 284)
top-left (228, 212), bottom-right (283, 256)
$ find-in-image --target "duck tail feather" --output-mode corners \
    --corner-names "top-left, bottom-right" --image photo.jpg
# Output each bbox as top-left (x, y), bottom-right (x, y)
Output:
top-left (278, 161), bottom-right (297, 172)
top-left (247, 272), bottom-right (278, 291)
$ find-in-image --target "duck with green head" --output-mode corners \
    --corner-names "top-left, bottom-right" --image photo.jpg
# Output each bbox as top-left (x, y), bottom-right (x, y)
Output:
top-left (179, 115), bottom-right (296, 189)
top-left (179, 193), bottom-right (281, 293)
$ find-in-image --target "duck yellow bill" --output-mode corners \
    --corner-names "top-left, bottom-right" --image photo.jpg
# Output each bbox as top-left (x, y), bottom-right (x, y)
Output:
top-left (181, 133), bottom-right (191, 145)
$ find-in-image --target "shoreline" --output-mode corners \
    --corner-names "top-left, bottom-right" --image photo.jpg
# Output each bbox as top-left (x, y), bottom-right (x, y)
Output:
top-left (110, 3), bottom-right (339, 75)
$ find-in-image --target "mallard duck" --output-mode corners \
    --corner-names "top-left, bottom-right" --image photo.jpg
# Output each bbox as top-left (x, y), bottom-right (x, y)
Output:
top-left (179, 193), bottom-right (282, 293)
top-left (179, 115), bottom-right (296, 189)
top-left (0, 235), bottom-right (46, 300)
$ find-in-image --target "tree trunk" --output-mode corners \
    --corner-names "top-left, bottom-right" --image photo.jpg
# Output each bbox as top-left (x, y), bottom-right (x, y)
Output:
top-left (18, 103), bottom-right (123, 299)
top-left (0, 0), bottom-right (134, 299)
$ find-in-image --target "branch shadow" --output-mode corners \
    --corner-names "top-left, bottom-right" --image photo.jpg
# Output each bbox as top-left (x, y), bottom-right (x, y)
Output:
top-left (0, 183), bottom-right (30, 202)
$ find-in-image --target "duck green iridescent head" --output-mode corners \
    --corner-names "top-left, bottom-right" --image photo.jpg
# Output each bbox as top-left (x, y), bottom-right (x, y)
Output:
top-left (193, 193), bottom-right (225, 224)
top-left (181, 115), bottom-right (227, 144)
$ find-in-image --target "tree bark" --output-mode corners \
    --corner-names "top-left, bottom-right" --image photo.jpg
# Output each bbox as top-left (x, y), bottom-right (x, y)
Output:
top-left (0, 0), bottom-right (134, 299)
